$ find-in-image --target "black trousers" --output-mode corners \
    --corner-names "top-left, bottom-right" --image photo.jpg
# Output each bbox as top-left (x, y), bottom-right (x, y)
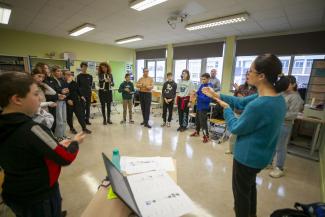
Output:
top-left (177, 100), bottom-right (189, 128)
top-left (196, 110), bottom-right (209, 136)
top-left (67, 100), bottom-right (86, 130)
top-left (99, 90), bottom-right (112, 122)
top-left (83, 95), bottom-right (91, 122)
top-left (48, 107), bottom-right (56, 133)
top-left (5, 184), bottom-right (62, 217)
top-left (162, 100), bottom-right (174, 123)
top-left (139, 92), bottom-right (152, 125)
top-left (232, 159), bottom-right (261, 217)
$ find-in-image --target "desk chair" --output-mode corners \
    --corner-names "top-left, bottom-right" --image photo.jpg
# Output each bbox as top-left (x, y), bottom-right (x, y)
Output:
top-left (209, 103), bottom-right (227, 144)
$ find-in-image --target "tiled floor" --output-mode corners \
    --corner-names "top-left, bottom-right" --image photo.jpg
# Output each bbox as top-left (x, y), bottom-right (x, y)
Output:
top-left (58, 108), bottom-right (320, 217)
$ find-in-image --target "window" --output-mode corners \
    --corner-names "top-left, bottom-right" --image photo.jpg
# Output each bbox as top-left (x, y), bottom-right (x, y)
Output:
top-left (233, 56), bottom-right (256, 86)
top-left (292, 55), bottom-right (325, 88)
top-left (174, 60), bottom-right (187, 83)
top-left (206, 57), bottom-right (223, 81)
top-left (136, 60), bottom-right (145, 81)
top-left (188, 59), bottom-right (201, 84)
top-left (136, 59), bottom-right (166, 83)
top-left (278, 56), bottom-right (291, 75)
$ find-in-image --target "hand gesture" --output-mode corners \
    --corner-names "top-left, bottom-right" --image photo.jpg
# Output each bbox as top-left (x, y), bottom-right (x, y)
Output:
top-left (215, 98), bottom-right (230, 109)
top-left (58, 94), bottom-right (66, 100)
top-left (49, 102), bottom-right (57, 108)
top-left (73, 132), bottom-right (86, 144)
top-left (202, 87), bottom-right (216, 98)
top-left (67, 100), bottom-right (74, 106)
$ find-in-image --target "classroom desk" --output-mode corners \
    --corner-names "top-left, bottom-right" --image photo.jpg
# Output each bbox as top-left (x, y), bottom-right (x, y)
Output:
top-left (81, 160), bottom-right (177, 217)
top-left (289, 114), bottom-right (325, 161)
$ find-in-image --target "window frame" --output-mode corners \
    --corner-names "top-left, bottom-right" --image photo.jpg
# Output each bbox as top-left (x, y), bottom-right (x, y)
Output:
top-left (136, 58), bottom-right (167, 84)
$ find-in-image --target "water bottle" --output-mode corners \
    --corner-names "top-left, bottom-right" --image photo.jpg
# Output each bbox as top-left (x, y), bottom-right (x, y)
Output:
top-left (112, 148), bottom-right (121, 171)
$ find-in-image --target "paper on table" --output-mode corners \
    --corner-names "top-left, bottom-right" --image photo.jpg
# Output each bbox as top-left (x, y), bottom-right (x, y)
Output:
top-left (120, 156), bottom-right (175, 175)
top-left (127, 171), bottom-right (195, 217)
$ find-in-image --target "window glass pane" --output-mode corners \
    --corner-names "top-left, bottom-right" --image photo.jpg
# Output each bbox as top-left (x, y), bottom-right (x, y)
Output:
top-left (136, 60), bottom-right (144, 81)
top-left (174, 60), bottom-right (187, 83)
top-left (278, 56), bottom-right (291, 75)
top-left (292, 54), bottom-right (325, 88)
top-left (234, 56), bottom-right (256, 86)
top-left (188, 59), bottom-right (201, 84)
top-left (206, 57), bottom-right (224, 81)
top-left (155, 60), bottom-right (165, 83)
top-left (147, 61), bottom-right (156, 78)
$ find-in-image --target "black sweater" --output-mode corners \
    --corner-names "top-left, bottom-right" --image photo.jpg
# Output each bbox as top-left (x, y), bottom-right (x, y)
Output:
top-left (66, 80), bottom-right (83, 102)
top-left (77, 73), bottom-right (93, 97)
top-left (0, 113), bottom-right (79, 205)
top-left (162, 80), bottom-right (177, 99)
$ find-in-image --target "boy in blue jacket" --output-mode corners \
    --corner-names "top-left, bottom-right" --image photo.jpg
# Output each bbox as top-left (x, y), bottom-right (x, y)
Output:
top-left (190, 73), bottom-right (212, 143)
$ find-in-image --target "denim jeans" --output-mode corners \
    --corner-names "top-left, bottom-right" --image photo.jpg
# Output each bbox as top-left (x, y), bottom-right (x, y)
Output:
top-left (54, 101), bottom-right (67, 138)
top-left (274, 123), bottom-right (293, 169)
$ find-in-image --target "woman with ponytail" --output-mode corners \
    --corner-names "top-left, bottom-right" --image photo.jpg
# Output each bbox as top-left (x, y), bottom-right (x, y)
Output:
top-left (270, 75), bottom-right (304, 178)
top-left (202, 54), bottom-right (289, 217)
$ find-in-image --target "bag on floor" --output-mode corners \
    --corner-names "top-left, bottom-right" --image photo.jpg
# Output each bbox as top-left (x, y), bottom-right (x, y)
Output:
top-left (295, 202), bottom-right (325, 217)
top-left (270, 208), bottom-right (309, 217)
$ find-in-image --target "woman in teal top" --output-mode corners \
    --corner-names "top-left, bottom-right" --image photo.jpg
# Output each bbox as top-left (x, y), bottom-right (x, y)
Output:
top-left (203, 54), bottom-right (289, 217)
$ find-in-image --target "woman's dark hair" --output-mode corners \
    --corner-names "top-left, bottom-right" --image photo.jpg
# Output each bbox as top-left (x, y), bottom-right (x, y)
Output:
top-left (254, 54), bottom-right (289, 93)
top-left (31, 66), bottom-right (43, 76)
top-left (0, 71), bottom-right (35, 108)
top-left (286, 75), bottom-right (298, 91)
top-left (98, 62), bottom-right (112, 74)
top-left (182, 69), bottom-right (190, 80)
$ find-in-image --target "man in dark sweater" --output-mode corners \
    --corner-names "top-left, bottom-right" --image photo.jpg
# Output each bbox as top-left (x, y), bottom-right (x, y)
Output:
top-left (64, 71), bottom-right (91, 134)
top-left (76, 62), bottom-right (93, 125)
top-left (161, 72), bottom-right (177, 127)
top-left (0, 71), bottom-right (85, 217)
top-left (118, 73), bottom-right (135, 124)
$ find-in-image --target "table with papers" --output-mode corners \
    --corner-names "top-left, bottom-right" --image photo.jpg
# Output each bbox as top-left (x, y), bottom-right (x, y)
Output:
top-left (81, 157), bottom-right (195, 217)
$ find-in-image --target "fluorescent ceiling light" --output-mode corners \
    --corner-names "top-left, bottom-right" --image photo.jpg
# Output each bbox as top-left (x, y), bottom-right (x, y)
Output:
top-left (130, 0), bottom-right (168, 11)
top-left (0, 3), bottom-right (11, 24)
top-left (69, 23), bottom-right (95, 37)
top-left (186, 12), bottom-right (249, 31)
top-left (115, 35), bottom-right (144, 44)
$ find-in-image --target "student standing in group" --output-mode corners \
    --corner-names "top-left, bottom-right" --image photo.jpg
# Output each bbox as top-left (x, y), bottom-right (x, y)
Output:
top-left (98, 62), bottom-right (114, 125)
top-left (161, 72), bottom-right (177, 127)
top-left (118, 73), bottom-right (135, 124)
top-left (51, 66), bottom-right (69, 140)
top-left (202, 54), bottom-right (289, 217)
top-left (64, 71), bottom-right (92, 134)
top-left (209, 69), bottom-right (221, 92)
top-left (0, 71), bottom-right (85, 217)
top-left (177, 69), bottom-right (195, 132)
top-left (77, 62), bottom-right (93, 125)
top-left (190, 73), bottom-right (212, 143)
top-left (136, 68), bottom-right (154, 128)
top-left (269, 75), bottom-right (304, 178)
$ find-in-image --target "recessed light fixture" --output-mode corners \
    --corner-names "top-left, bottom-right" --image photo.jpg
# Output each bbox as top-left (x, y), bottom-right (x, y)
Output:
top-left (130, 0), bottom-right (168, 11)
top-left (0, 3), bottom-right (12, 25)
top-left (69, 23), bottom-right (95, 37)
top-left (115, 35), bottom-right (144, 44)
top-left (186, 12), bottom-right (249, 31)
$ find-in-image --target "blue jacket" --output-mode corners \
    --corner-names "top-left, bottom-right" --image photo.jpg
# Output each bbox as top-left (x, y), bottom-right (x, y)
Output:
top-left (221, 94), bottom-right (286, 169)
top-left (196, 83), bottom-right (212, 112)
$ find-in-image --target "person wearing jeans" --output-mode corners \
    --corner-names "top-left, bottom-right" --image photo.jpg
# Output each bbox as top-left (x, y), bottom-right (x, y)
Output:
top-left (136, 68), bottom-right (153, 128)
top-left (270, 75), bottom-right (304, 178)
top-left (118, 73), bottom-right (135, 124)
top-left (161, 72), bottom-right (177, 127)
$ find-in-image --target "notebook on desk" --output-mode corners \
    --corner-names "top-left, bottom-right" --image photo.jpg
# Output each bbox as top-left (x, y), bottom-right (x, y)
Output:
top-left (102, 153), bottom-right (195, 217)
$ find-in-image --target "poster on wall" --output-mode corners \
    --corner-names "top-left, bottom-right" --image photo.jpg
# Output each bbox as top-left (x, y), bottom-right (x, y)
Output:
top-left (126, 64), bottom-right (134, 81)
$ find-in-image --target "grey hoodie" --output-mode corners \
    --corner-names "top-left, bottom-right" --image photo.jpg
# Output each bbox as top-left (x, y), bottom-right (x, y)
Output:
top-left (283, 91), bottom-right (304, 125)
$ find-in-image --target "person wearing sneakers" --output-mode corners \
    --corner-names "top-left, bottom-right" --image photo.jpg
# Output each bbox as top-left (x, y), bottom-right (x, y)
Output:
top-left (161, 72), bottom-right (177, 128)
top-left (190, 73), bottom-right (212, 143)
top-left (177, 69), bottom-right (195, 132)
top-left (64, 71), bottom-right (92, 135)
top-left (269, 75), bottom-right (303, 178)
top-left (118, 73), bottom-right (135, 124)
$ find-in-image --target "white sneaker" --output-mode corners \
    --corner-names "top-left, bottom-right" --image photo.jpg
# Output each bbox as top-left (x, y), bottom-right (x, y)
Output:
top-left (161, 122), bottom-right (166, 127)
top-left (167, 122), bottom-right (171, 127)
top-left (269, 167), bottom-right (285, 178)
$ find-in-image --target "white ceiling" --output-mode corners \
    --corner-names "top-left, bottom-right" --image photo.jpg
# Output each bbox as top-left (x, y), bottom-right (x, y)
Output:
top-left (1, 0), bottom-right (325, 49)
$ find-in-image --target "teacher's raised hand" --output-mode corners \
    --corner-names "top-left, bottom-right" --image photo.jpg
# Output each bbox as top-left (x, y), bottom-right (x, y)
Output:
top-left (202, 87), bottom-right (219, 99)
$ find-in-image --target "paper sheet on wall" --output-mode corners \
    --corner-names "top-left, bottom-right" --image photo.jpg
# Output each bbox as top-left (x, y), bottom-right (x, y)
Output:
top-left (127, 171), bottom-right (195, 217)
top-left (120, 156), bottom-right (175, 175)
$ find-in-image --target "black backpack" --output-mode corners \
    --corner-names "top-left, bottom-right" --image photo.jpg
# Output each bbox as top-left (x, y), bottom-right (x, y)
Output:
top-left (271, 202), bottom-right (325, 217)
top-left (271, 208), bottom-right (309, 217)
